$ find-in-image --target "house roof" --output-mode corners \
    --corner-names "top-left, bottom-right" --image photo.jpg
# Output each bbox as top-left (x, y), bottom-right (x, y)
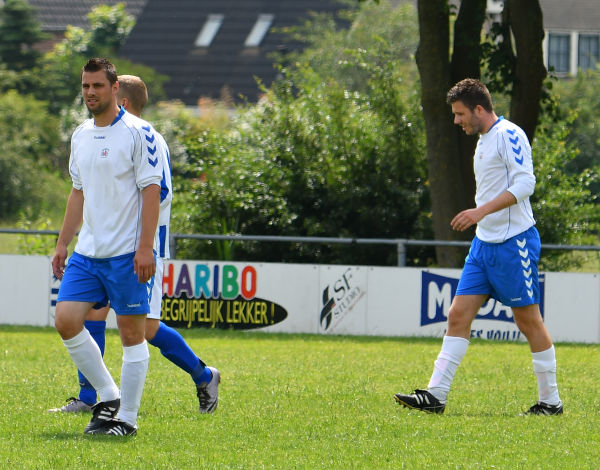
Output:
top-left (118, 0), bottom-right (344, 105)
top-left (27, 0), bottom-right (148, 32)
top-left (540, 0), bottom-right (600, 32)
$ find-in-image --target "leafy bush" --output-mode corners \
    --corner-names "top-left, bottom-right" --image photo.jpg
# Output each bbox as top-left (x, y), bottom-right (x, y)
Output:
top-left (550, 69), bottom-right (600, 178)
top-left (0, 90), bottom-right (68, 219)
top-left (170, 0), bottom-right (429, 266)
top-left (173, 58), bottom-right (428, 265)
top-left (532, 113), bottom-right (600, 270)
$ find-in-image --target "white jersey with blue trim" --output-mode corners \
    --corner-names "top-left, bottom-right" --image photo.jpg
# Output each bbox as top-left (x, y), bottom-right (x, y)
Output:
top-left (69, 107), bottom-right (164, 258)
top-left (154, 130), bottom-right (172, 259)
top-left (474, 117), bottom-right (536, 243)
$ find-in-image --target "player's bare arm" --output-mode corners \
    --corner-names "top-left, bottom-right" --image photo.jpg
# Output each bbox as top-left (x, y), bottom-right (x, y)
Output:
top-left (451, 191), bottom-right (517, 232)
top-left (52, 188), bottom-right (84, 279)
top-left (134, 184), bottom-right (160, 283)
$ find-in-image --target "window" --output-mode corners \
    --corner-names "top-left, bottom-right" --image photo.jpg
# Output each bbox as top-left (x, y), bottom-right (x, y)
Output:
top-left (578, 34), bottom-right (599, 71)
top-left (548, 33), bottom-right (570, 73)
top-left (194, 14), bottom-right (224, 47)
top-left (245, 14), bottom-right (274, 47)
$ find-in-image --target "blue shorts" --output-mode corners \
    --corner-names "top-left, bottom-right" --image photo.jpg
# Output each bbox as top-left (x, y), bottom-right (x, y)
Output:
top-left (456, 226), bottom-right (540, 307)
top-left (57, 251), bottom-right (152, 315)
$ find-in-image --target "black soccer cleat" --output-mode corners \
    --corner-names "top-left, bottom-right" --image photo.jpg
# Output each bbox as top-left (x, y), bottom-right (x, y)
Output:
top-left (83, 398), bottom-right (120, 434)
top-left (394, 389), bottom-right (446, 414)
top-left (89, 418), bottom-right (137, 436)
top-left (524, 401), bottom-right (563, 416)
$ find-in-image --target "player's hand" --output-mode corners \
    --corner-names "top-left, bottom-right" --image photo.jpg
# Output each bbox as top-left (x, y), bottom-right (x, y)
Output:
top-left (52, 246), bottom-right (68, 280)
top-left (450, 208), bottom-right (483, 232)
top-left (134, 247), bottom-right (155, 283)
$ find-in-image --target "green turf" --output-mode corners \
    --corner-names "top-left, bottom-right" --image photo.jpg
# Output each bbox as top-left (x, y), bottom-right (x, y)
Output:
top-left (0, 326), bottom-right (598, 469)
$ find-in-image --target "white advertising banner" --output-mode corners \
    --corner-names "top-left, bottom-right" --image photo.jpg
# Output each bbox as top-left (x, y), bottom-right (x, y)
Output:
top-left (0, 255), bottom-right (599, 343)
top-left (1, 255), bottom-right (51, 326)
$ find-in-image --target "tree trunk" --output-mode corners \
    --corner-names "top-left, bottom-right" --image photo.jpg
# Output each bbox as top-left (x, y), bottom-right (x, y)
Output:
top-left (415, 0), bottom-right (544, 266)
top-left (451, 0), bottom-right (487, 207)
top-left (506, 0), bottom-right (546, 141)
top-left (416, 0), bottom-right (469, 267)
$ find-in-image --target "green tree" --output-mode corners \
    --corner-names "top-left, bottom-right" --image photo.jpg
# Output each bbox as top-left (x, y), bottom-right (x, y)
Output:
top-left (532, 113), bottom-right (599, 270)
top-left (281, 0), bottom-right (419, 92)
top-left (415, 0), bottom-right (546, 266)
top-left (173, 32), bottom-right (428, 265)
top-left (550, 69), bottom-right (600, 179)
top-left (88, 3), bottom-right (136, 55)
top-left (0, 90), bottom-right (67, 219)
top-left (38, 3), bottom-right (166, 113)
top-left (0, 0), bottom-right (48, 71)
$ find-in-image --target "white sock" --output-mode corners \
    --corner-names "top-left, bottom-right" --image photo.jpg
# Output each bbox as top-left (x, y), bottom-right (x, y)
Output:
top-left (62, 329), bottom-right (119, 402)
top-left (116, 341), bottom-right (149, 427)
top-left (427, 336), bottom-right (470, 403)
top-left (532, 345), bottom-right (561, 406)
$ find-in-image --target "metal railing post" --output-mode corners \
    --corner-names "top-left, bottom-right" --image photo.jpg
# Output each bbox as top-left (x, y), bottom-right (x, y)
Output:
top-left (169, 234), bottom-right (177, 259)
top-left (396, 239), bottom-right (407, 267)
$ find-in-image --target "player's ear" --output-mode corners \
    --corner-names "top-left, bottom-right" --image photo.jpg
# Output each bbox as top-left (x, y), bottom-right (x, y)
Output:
top-left (473, 104), bottom-right (485, 117)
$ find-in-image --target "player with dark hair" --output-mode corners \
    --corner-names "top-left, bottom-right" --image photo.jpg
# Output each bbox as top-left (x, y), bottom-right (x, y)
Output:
top-left (394, 78), bottom-right (562, 416)
top-left (50, 73), bottom-right (220, 418)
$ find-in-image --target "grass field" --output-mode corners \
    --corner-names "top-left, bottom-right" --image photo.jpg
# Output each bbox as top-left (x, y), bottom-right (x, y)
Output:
top-left (1, 326), bottom-right (599, 469)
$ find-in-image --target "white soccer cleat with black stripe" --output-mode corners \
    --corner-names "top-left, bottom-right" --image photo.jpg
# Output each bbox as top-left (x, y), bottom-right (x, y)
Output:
top-left (394, 389), bottom-right (445, 414)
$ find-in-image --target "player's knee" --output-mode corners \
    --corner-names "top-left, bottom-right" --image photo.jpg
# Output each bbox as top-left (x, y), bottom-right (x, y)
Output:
top-left (144, 319), bottom-right (160, 341)
top-left (447, 304), bottom-right (471, 330)
top-left (118, 322), bottom-right (145, 346)
top-left (514, 316), bottom-right (540, 338)
top-left (54, 307), bottom-right (80, 339)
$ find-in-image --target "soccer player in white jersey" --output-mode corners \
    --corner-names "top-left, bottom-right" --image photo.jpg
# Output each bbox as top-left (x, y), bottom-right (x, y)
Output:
top-left (53, 58), bottom-right (163, 436)
top-left (50, 75), bottom-right (220, 416)
top-left (395, 79), bottom-right (562, 416)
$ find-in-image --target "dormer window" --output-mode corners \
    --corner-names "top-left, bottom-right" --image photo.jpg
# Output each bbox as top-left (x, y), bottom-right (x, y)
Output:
top-left (244, 14), bottom-right (274, 47)
top-left (194, 14), bottom-right (224, 47)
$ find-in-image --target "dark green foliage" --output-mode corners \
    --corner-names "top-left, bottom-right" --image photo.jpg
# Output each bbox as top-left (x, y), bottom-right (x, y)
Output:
top-left (0, 91), bottom-right (68, 219)
top-left (173, 54), bottom-right (430, 265)
top-left (550, 69), bottom-right (600, 178)
top-left (0, 0), bottom-right (48, 71)
top-left (532, 114), bottom-right (599, 270)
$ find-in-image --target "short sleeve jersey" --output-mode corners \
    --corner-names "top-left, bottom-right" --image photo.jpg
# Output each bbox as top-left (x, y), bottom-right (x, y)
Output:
top-left (69, 107), bottom-right (164, 258)
top-left (474, 117), bottom-right (536, 243)
top-left (155, 131), bottom-right (172, 259)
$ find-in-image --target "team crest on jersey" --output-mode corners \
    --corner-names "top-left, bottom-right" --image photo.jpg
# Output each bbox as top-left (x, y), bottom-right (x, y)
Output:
top-left (100, 148), bottom-right (109, 158)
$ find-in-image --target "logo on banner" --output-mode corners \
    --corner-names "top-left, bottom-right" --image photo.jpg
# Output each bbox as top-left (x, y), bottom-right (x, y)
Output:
top-left (420, 271), bottom-right (545, 340)
top-left (319, 267), bottom-right (364, 331)
top-left (161, 262), bottom-right (287, 330)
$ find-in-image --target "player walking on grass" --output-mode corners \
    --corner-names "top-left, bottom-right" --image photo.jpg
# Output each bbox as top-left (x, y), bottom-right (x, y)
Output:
top-left (50, 74), bottom-right (220, 419)
top-left (395, 78), bottom-right (562, 416)
top-left (53, 58), bottom-right (164, 436)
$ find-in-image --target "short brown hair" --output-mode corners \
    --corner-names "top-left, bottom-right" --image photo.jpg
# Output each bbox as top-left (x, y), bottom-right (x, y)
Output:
top-left (81, 58), bottom-right (117, 85)
top-left (446, 78), bottom-right (493, 113)
top-left (117, 75), bottom-right (148, 114)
